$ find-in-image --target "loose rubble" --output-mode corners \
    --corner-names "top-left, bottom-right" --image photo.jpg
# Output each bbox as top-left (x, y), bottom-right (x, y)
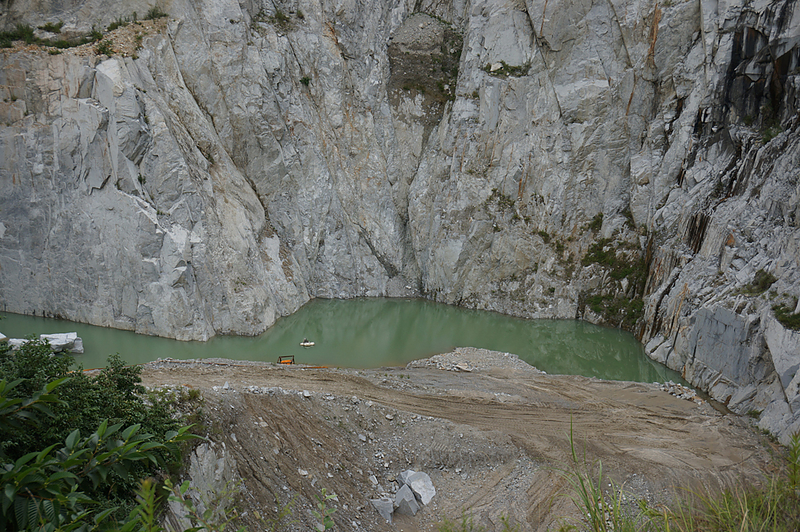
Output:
top-left (659, 381), bottom-right (705, 405)
top-left (371, 469), bottom-right (436, 521)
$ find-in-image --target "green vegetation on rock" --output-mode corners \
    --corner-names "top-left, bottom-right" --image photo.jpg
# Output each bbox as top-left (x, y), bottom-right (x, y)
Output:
top-left (581, 237), bottom-right (648, 327)
top-left (773, 300), bottom-right (800, 330)
top-left (741, 269), bottom-right (777, 295)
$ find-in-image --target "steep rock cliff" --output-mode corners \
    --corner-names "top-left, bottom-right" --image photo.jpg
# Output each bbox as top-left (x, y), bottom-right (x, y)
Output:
top-left (1, 0), bottom-right (798, 439)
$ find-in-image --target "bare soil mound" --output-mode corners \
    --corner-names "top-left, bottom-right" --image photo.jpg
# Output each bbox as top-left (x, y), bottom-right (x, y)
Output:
top-left (140, 348), bottom-right (775, 532)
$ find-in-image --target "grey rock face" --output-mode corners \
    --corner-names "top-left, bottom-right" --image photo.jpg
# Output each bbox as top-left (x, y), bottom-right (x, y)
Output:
top-left (1, 0), bottom-right (799, 438)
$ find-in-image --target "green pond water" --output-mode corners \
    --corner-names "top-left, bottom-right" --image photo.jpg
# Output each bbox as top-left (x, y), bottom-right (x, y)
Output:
top-left (0, 298), bottom-right (680, 383)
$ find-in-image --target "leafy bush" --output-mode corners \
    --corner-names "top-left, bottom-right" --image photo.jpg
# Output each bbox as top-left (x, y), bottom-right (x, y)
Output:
top-left (0, 340), bottom-right (188, 516)
top-left (0, 374), bottom-right (196, 531)
top-left (583, 238), bottom-right (647, 284)
top-left (269, 9), bottom-right (293, 31)
top-left (88, 25), bottom-right (104, 42)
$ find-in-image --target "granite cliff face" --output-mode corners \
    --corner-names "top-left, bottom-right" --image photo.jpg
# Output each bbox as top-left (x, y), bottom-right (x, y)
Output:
top-left (1, 0), bottom-right (799, 439)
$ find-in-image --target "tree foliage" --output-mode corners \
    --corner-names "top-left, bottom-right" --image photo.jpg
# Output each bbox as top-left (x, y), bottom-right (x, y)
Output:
top-left (0, 339), bottom-right (195, 530)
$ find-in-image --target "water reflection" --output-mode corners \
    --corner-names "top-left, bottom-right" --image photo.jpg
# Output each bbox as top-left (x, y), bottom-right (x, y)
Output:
top-left (0, 298), bottom-right (680, 383)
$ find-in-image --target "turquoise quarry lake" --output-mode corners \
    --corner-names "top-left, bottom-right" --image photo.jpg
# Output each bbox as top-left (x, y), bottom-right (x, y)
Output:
top-left (1, 298), bottom-right (680, 383)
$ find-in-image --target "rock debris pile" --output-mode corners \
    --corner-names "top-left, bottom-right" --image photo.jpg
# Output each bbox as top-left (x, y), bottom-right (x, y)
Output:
top-left (370, 469), bottom-right (436, 523)
top-left (659, 381), bottom-right (704, 404)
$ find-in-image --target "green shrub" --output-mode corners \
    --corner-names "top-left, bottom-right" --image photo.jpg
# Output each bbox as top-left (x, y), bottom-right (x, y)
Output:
top-left (0, 372), bottom-right (197, 531)
top-left (108, 16), bottom-right (129, 32)
top-left (0, 24), bottom-right (36, 47)
top-left (96, 39), bottom-right (114, 56)
top-left (537, 230), bottom-right (551, 244)
top-left (741, 269), bottom-right (777, 295)
top-left (300, 76), bottom-right (311, 86)
top-left (144, 5), bottom-right (168, 20)
top-left (587, 213), bottom-right (603, 232)
top-left (773, 302), bottom-right (800, 330)
top-left (763, 125), bottom-right (782, 143)
top-left (38, 21), bottom-right (64, 33)
top-left (0, 340), bottom-right (189, 518)
top-left (269, 9), bottom-right (293, 31)
top-left (583, 238), bottom-right (647, 285)
top-left (88, 25), bottom-right (104, 42)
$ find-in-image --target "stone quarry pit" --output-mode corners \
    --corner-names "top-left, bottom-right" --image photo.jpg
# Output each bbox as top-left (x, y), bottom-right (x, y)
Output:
top-left (141, 348), bottom-right (777, 532)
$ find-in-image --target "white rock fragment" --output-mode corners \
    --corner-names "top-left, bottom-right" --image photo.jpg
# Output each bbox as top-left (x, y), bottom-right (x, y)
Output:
top-left (406, 471), bottom-right (436, 505)
top-left (394, 484), bottom-right (420, 515)
top-left (370, 498), bottom-right (393, 523)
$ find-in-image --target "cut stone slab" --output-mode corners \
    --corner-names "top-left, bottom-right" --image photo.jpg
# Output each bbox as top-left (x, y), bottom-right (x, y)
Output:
top-left (6, 333), bottom-right (84, 354)
top-left (370, 497), bottom-right (393, 523)
top-left (394, 484), bottom-right (420, 516)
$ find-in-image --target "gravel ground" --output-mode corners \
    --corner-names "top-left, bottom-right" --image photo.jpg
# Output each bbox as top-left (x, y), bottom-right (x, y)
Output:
top-left (140, 348), bottom-right (776, 532)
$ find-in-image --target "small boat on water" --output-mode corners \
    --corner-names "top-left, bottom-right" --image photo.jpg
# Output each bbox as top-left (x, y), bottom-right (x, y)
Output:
top-left (300, 338), bottom-right (315, 347)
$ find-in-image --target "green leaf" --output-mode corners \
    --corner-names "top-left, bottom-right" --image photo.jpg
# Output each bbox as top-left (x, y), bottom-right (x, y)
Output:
top-left (42, 499), bottom-right (55, 520)
top-left (96, 419), bottom-right (109, 438)
top-left (65, 429), bottom-right (80, 451)
top-left (46, 470), bottom-right (77, 483)
top-left (45, 376), bottom-right (70, 392)
top-left (3, 482), bottom-right (16, 500)
top-left (16, 497), bottom-right (31, 528)
top-left (121, 423), bottom-right (141, 441)
top-left (94, 507), bottom-right (117, 524)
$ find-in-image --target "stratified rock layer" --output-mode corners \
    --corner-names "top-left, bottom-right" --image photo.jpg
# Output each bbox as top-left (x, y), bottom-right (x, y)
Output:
top-left (1, 0), bottom-right (799, 439)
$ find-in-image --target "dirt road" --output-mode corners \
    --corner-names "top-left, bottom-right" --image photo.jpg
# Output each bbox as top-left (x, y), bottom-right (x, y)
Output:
top-left (140, 349), bottom-right (775, 532)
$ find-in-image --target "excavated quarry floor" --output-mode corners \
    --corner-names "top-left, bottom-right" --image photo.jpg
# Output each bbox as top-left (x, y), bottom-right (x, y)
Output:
top-left (140, 348), bottom-right (777, 532)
